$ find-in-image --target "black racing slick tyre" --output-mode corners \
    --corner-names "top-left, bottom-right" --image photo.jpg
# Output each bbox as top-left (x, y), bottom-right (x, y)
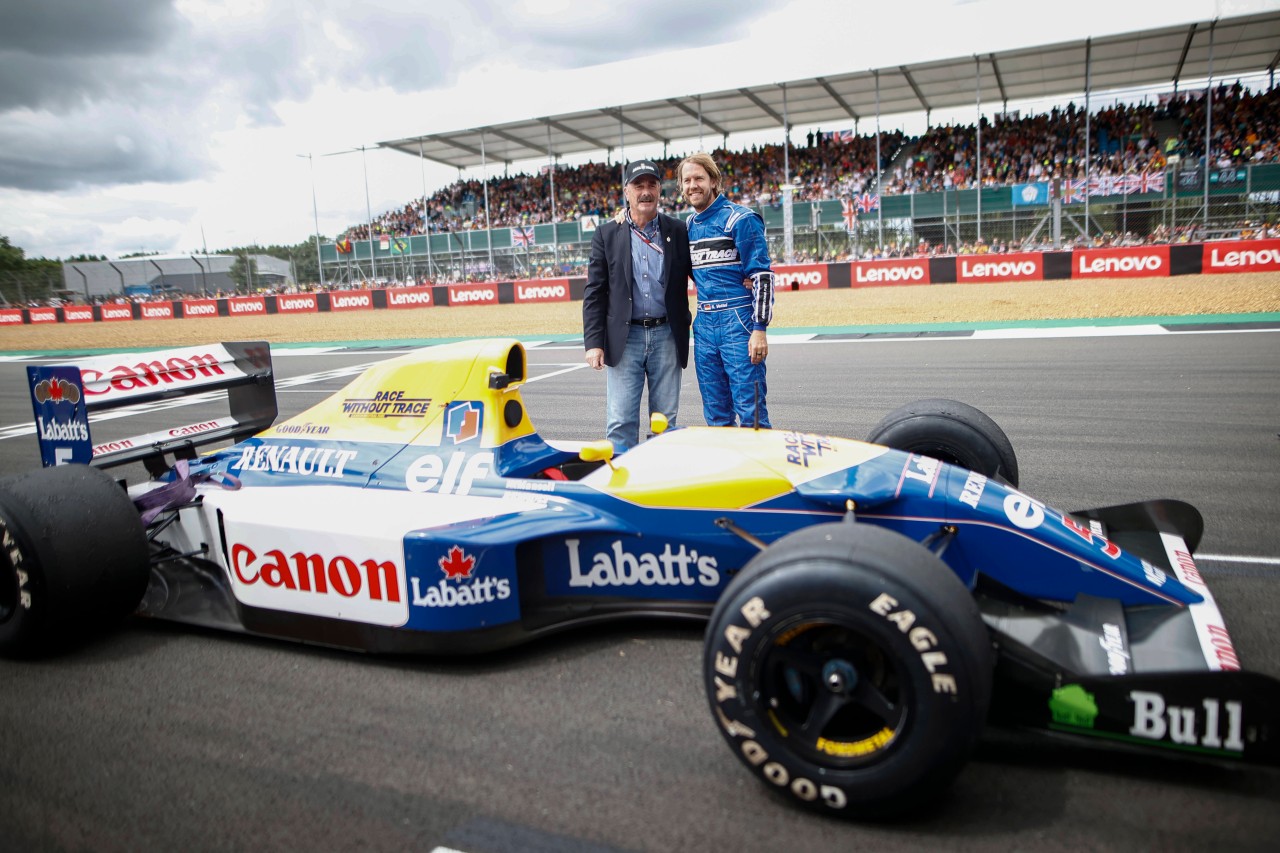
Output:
top-left (866, 398), bottom-right (1019, 487)
top-left (0, 465), bottom-right (149, 657)
top-left (704, 523), bottom-right (993, 818)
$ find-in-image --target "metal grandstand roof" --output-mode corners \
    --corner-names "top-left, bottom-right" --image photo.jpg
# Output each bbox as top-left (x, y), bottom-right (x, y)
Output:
top-left (380, 11), bottom-right (1280, 170)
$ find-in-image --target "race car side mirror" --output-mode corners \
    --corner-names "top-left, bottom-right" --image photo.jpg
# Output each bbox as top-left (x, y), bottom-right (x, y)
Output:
top-left (579, 441), bottom-right (615, 469)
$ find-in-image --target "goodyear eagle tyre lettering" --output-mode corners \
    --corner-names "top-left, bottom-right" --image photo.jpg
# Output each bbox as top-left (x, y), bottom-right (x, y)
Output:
top-left (704, 523), bottom-right (993, 817)
top-left (0, 465), bottom-right (149, 657)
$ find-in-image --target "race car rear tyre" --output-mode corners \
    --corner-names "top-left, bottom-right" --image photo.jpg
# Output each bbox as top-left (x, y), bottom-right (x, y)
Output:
top-left (703, 523), bottom-right (993, 818)
top-left (866, 398), bottom-right (1019, 486)
top-left (0, 465), bottom-right (149, 657)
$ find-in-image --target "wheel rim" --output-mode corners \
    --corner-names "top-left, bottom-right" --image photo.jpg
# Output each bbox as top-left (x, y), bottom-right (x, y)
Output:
top-left (753, 616), bottom-right (910, 768)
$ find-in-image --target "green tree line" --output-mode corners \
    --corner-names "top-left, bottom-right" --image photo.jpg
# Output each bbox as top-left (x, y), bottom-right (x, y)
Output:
top-left (0, 234), bottom-right (324, 303)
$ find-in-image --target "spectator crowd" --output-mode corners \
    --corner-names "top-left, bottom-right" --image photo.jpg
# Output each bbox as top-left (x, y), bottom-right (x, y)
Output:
top-left (339, 82), bottom-right (1278, 247)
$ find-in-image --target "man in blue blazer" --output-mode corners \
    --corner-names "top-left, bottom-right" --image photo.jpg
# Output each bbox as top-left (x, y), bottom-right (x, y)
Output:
top-left (582, 160), bottom-right (692, 453)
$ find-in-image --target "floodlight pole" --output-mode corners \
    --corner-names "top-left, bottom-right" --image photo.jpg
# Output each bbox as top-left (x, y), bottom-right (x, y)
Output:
top-left (418, 139), bottom-right (435, 281)
top-left (481, 130), bottom-right (494, 273)
top-left (360, 145), bottom-right (376, 283)
top-left (297, 153), bottom-right (326, 289)
top-left (1204, 19), bottom-right (1216, 231)
top-left (875, 69), bottom-right (883, 251)
top-left (1084, 39), bottom-right (1092, 242)
top-left (547, 121), bottom-right (559, 266)
top-left (975, 56), bottom-right (982, 244)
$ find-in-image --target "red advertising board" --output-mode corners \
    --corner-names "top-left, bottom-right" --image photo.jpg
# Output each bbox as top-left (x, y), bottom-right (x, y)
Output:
top-left (851, 257), bottom-right (931, 287)
top-left (181, 299), bottom-right (219, 318)
top-left (327, 290), bottom-right (373, 312)
top-left (774, 264), bottom-right (829, 291)
top-left (514, 278), bottom-right (571, 303)
top-left (1073, 246), bottom-right (1170, 278)
top-left (955, 252), bottom-right (1044, 283)
top-left (275, 293), bottom-right (319, 314)
top-left (28, 307), bottom-right (58, 323)
top-left (100, 303), bottom-right (134, 322)
top-left (448, 283), bottom-right (499, 306)
top-left (385, 286), bottom-right (433, 309)
top-left (226, 297), bottom-right (266, 316)
top-left (1201, 239), bottom-right (1280, 274)
top-left (0, 309), bottom-right (23, 325)
top-left (63, 305), bottom-right (95, 323)
top-left (138, 301), bottom-right (175, 320)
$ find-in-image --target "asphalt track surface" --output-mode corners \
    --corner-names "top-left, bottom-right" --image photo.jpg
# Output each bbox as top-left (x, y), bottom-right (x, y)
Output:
top-left (1, 322), bottom-right (1278, 852)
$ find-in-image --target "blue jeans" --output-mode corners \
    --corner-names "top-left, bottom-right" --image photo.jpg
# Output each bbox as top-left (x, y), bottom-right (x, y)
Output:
top-left (693, 304), bottom-right (770, 428)
top-left (605, 323), bottom-right (681, 453)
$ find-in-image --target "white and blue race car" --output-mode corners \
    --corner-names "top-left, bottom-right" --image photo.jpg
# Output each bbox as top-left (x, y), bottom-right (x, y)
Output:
top-left (5, 337), bottom-right (1277, 816)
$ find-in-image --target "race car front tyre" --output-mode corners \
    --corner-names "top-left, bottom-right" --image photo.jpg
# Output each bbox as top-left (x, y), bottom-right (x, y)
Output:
top-left (703, 523), bottom-right (993, 818)
top-left (0, 465), bottom-right (149, 657)
top-left (866, 397), bottom-right (1019, 486)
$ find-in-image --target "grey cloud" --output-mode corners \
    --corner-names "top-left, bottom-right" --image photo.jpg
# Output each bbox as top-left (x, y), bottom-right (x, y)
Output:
top-left (0, 103), bottom-right (212, 191)
top-left (485, 0), bottom-right (779, 68)
top-left (0, 0), bottom-right (778, 193)
top-left (0, 0), bottom-right (177, 56)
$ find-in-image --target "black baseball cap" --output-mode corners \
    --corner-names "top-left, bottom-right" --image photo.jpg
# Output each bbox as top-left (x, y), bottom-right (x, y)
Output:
top-left (624, 160), bottom-right (661, 184)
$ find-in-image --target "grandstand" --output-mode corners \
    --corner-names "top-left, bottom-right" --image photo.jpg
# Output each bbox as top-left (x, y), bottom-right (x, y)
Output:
top-left (330, 12), bottom-right (1280, 284)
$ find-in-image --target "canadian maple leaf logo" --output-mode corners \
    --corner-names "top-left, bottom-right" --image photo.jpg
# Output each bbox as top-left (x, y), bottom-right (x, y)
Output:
top-left (33, 378), bottom-right (81, 405)
top-left (438, 545), bottom-right (476, 580)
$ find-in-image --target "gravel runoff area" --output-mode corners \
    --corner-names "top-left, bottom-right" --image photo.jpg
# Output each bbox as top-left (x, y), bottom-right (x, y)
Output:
top-left (2, 273), bottom-right (1277, 352)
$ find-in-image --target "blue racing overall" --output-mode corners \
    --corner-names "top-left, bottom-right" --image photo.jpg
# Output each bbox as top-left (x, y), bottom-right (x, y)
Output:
top-left (687, 194), bottom-right (775, 427)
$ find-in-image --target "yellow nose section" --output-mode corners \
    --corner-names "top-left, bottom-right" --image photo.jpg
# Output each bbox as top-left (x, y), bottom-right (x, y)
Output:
top-left (582, 427), bottom-right (885, 510)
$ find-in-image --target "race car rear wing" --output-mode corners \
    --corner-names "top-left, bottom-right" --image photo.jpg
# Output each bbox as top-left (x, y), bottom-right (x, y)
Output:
top-left (28, 341), bottom-right (276, 474)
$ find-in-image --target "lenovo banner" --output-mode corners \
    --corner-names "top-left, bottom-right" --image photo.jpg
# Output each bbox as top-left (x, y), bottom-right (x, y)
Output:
top-left (956, 253), bottom-right (1044, 283)
top-left (182, 299), bottom-right (220, 318)
top-left (851, 257), bottom-right (931, 287)
top-left (0, 309), bottom-right (23, 325)
top-left (99, 303), bottom-right (134, 322)
top-left (1074, 246), bottom-right (1170, 278)
top-left (514, 278), bottom-right (571, 303)
top-left (385, 286), bottom-right (434, 309)
top-left (328, 290), bottom-right (373, 312)
top-left (226, 297), bottom-right (267, 316)
top-left (139, 301), bottom-right (175, 320)
top-left (276, 293), bottom-right (319, 314)
top-left (448, 284), bottom-right (499, 306)
top-left (62, 305), bottom-right (95, 323)
top-left (1201, 239), bottom-right (1280, 274)
top-left (28, 307), bottom-right (58, 324)
top-left (774, 264), bottom-right (830, 291)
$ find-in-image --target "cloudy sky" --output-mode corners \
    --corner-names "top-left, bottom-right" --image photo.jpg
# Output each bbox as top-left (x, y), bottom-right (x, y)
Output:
top-left (0, 0), bottom-right (1270, 260)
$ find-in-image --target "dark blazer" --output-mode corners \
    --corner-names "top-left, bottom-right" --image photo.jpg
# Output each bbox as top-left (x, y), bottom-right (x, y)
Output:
top-left (582, 212), bottom-right (692, 368)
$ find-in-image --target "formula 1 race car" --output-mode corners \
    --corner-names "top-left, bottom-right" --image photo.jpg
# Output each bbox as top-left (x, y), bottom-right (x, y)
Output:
top-left (4, 337), bottom-right (1278, 817)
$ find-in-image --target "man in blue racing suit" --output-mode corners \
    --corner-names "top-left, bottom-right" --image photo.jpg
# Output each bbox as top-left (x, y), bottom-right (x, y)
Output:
top-left (679, 152), bottom-right (775, 428)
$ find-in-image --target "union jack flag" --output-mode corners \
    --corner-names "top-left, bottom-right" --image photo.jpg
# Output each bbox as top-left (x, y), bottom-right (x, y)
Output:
top-left (856, 192), bottom-right (880, 213)
top-left (1063, 179), bottom-right (1088, 203)
top-left (824, 129), bottom-right (855, 143)
top-left (1088, 175), bottom-right (1119, 197)
top-left (513, 226), bottom-right (535, 247)
top-left (1116, 174), bottom-right (1143, 195)
top-left (1136, 171), bottom-right (1165, 194)
top-left (840, 198), bottom-right (857, 231)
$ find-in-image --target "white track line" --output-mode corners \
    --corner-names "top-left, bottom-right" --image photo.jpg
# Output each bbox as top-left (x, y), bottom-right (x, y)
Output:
top-left (1196, 553), bottom-right (1280, 566)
